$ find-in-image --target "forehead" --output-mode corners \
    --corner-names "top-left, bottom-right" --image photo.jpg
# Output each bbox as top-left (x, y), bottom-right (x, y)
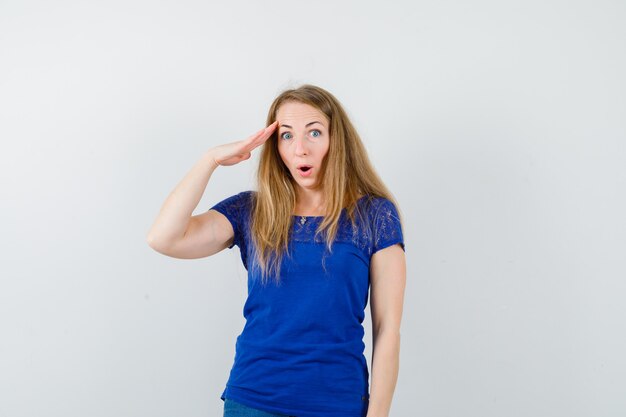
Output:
top-left (276, 101), bottom-right (328, 126)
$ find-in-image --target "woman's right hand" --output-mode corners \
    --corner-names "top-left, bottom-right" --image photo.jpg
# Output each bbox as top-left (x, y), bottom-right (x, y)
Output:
top-left (209, 120), bottom-right (279, 167)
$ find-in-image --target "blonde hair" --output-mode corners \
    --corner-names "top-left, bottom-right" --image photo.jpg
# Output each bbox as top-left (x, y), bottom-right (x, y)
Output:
top-left (250, 84), bottom-right (402, 285)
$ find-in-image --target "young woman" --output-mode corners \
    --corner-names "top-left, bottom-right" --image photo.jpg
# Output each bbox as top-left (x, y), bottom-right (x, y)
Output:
top-left (147, 85), bottom-right (406, 417)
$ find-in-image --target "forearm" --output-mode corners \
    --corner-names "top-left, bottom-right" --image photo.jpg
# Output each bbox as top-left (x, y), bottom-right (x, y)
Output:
top-left (146, 150), bottom-right (219, 245)
top-left (367, 330), bottom-right (400, 417)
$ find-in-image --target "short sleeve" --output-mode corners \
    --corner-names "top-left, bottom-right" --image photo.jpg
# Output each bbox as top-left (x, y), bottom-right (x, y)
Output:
top-left (209, 191), bottom-right (252, 249)
top-left (371, 198), bottom-right (405, 256)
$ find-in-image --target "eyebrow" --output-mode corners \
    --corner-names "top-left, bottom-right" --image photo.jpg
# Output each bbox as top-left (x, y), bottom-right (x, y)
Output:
top-left (279, 121), bottom-right (324, 129)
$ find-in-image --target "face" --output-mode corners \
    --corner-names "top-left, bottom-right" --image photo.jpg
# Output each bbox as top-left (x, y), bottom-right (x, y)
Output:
top-left (276, 101), bottom-right (330, 191)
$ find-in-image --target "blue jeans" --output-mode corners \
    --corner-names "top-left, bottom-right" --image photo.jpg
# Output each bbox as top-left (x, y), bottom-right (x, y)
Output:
top-left (223, 398), bottom-right (295, 417)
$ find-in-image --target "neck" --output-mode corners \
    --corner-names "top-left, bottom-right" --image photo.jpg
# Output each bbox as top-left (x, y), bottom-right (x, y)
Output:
top-left (295, 188), bottom-right (326, 216)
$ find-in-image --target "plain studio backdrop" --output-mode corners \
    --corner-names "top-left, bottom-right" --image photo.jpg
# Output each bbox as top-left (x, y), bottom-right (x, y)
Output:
top-left (0, 0), bottom-right (624, 416)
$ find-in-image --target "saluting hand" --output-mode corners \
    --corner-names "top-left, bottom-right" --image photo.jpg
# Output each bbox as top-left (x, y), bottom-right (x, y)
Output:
top-left (210, 120), bottom-right (279, 167)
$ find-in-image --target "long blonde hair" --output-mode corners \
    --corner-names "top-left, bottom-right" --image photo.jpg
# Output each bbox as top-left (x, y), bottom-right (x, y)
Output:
top-left (250, 84), bottom-right (402, 285)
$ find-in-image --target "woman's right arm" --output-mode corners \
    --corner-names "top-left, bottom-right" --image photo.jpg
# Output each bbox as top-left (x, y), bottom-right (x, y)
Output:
top-left (146, 121), bottom-right (278, 259)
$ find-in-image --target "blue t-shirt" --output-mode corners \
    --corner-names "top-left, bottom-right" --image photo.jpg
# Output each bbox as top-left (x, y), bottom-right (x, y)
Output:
top-left (210, 190), bottom-right (405, 417)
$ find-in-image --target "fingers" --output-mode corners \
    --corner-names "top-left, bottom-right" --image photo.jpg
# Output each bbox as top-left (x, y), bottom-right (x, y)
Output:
top-left (244, 120), bottom-right (279, 151)
top-left (215, 122), bottom-right (278, 166)
top-left (258, 120), bottom-right (279, 140)
top-left (249, 120), bottom-right (278, 139)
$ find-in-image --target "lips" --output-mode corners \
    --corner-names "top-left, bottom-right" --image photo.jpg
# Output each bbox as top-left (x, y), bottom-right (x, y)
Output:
top-left (296, 164), bottom-right (313, 177)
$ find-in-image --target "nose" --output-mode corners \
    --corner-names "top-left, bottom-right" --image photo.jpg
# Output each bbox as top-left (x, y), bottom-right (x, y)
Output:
top-left (293, 134), bottom-right (309, 156)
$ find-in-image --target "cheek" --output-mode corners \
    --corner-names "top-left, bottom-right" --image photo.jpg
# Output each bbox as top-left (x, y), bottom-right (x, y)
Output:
top-left (320, 140), bottom-right (330, 159)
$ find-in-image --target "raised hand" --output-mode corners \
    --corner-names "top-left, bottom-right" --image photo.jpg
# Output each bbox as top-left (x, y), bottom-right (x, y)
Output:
top-left (210, 121), bottom-right (279, 167)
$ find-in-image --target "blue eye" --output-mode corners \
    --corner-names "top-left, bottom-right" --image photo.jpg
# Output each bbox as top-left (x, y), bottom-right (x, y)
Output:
top-left (280, 129), bottom-right (321, 140)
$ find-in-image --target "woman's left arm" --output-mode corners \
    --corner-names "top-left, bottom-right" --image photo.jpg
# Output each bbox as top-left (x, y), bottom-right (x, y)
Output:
top-left (367, 243), bottom-right (407, 417)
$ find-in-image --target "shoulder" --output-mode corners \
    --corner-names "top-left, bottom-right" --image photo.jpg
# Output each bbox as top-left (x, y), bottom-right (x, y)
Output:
top-left (361, 195), bottom-right (405, 255)
top-left (229, 190), bottom-right (256, 205)
top-left (210, 190), bottom-right (256, 215)
top-left (358, 194), bottom-right (401, 217)
top-left (238, 190), bottom-right (256, 202)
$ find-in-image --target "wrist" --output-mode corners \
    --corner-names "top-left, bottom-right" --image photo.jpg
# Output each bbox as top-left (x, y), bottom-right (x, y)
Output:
top-left (202, 150), bottom-right (220, 170)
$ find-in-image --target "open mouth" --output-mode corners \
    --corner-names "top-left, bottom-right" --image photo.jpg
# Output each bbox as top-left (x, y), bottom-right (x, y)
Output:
top-left (297, 165), bottom-right (313, 177)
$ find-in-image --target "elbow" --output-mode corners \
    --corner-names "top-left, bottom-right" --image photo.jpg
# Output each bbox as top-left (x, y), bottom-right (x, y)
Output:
top-left (372, 327), bottom-right (401, 343)
top-left (146, 233), bottom-right (166, 251)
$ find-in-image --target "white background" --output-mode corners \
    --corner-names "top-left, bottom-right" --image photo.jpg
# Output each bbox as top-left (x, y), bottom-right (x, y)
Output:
top-left (1, 1), bottom-right (624, 416)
